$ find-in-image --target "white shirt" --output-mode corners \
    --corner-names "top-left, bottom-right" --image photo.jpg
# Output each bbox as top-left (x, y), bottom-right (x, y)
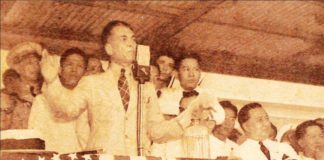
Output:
top-left (158, 86), bottom-right (225, 122)
top-left (234, 138), bottom-right (299, 160)
top-left (150, 135), bottom-right (237, 158)
top-left (209, 136), bottom-right (238, 158)
top-left (28, 95), bottom-right (84, 153)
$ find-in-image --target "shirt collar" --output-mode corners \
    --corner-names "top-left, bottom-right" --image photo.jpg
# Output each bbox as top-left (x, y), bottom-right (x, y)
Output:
top-left (245, 138), bottom-right (260, 146)
top-left (109, 62), bottom-right (133, 79)
top-left (246, 138), bottom-right (273, 146)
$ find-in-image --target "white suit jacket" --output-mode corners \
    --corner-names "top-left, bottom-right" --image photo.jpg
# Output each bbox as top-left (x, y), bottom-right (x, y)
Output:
top-left (28, 95), bottom-right (84, 153)
top-left (42, 63), bottom-right (188, 156)
top-left (233, 138), bottom-right (299, 160)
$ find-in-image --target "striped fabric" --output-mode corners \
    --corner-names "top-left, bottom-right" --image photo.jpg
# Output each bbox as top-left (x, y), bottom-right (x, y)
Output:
top-left (118, 68), bottom-right (130, 111)
top-left (1, 152), bottom-right (228, 160)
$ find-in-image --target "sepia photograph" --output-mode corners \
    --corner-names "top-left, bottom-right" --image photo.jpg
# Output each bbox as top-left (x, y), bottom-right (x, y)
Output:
top-left (0, 1), bottom-right (323, 160)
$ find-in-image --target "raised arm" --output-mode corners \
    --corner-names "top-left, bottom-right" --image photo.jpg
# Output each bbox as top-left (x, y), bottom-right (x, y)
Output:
top-left (200, 90), bottom-right (225, 125)
top-left (40, 50), bottom-right (88, 119)
top-left (210, 95), bottom-right (225, 125)
top-left (44, 78), bottom-right (89, 118)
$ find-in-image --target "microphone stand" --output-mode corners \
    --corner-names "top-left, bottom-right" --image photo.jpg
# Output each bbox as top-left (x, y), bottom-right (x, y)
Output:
top-left (133, 62), bottom-right (150, 156)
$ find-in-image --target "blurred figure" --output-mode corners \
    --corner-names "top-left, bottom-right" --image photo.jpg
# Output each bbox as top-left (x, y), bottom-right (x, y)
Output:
top-left (0, 90), bottom-right (15, 130)
top-left (152, 51), bottom-right (179, 97)
top-left (2, 69), bottom-right (21, 95)
top-left (29, 48), bottom-right (89, 153)
top-left (84, 56), bottom-right (104, 76)
top-left (5, 42), bottom-right (44, 129)
top-left (295, 120), bottom-right (324, 160)
top-left (234, 103), bottom-right (298, 160)
top-left (6, 42), bottom-right (43, 102)
top-left (210, 100), bottom-right (239, 157)
top-left (280, 129), bottom-right (301, 153)
top-left (1, 70), bottom-right (20, 130)
top-left (155, 52), bottom-right (176, 83)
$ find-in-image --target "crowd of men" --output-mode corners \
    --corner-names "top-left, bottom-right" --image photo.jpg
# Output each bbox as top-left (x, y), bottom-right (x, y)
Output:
top-left (1, 20), bottom-right (323, 160)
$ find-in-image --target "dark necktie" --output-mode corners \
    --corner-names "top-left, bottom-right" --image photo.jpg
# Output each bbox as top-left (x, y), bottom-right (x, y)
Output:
top-left (156, 90), bottom-right (162, 98)
top-left (118, 69), bottom-right (130, 111)
top-left (282, 154), bottom-right (289, 160)
top-left (259, 141), bottom-right (271, 160)
top-left (179, 90), bottom-right (199, 113)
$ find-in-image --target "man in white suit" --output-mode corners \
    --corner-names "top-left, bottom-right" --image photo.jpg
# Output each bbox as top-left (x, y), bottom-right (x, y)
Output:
top-left (234, 103), bottom-right (299, 160)
top-left (40, 20), bottom-right (199, 156)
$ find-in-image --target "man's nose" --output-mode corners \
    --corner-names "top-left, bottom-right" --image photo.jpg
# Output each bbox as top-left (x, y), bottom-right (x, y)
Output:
top-left (71, 66), bottom-right (78, 73)
top-left (188, 70), bottom-right (195, 77)
top-left (127, 39), bottom-right (136, 48)
top-left (161, 65), bottom-right (168, 72)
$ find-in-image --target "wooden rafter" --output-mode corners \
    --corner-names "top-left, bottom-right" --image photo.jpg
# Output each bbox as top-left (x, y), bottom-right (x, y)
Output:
top-left (140, 1), bottom-right (225, 50)
top-left (198, 19), bottom-right (322, 42)
top-left (1, 24), bottom-right (100, 43)
top-left (198, 50), bottom-right (324, 86)
top-left (55, 0), bottom-right (178, 18)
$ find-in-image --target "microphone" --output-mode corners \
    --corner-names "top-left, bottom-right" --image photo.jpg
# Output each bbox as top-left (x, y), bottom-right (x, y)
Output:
top-left (133, 45), bottom-right (151, 84)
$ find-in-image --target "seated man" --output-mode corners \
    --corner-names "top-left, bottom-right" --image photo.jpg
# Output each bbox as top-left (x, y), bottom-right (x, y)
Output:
top-left (151, 53), bottom-right (225, 158)
top-left (210, 101), bottom-right (239, 158)
top-left (295, 120), bottom-right (324, 160)
top-left (29, 48), bottom-right (89, 153)
top-left (234, 103), bottom-right (298, 160)
top-left (1, 90), bottom-right (15, 130)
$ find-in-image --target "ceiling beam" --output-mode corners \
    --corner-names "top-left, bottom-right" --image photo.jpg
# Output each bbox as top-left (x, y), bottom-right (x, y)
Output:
top-left (198, 19), bottom-right (322, 42)
top-left (140, 1), bottom-right (225, 49)
top-left (1, 24), bottom-right (100, 43)
top-left (55, 0), bottom-right (178, 19)
top-left (198, 50), bottom-right (324, 86)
